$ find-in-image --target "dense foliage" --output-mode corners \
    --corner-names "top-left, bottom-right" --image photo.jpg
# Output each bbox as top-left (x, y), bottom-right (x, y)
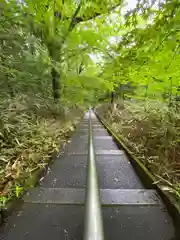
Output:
top-left (102, 0), bottom-right (180, 103)
top-left (0, 0), bottom-right (120, 104)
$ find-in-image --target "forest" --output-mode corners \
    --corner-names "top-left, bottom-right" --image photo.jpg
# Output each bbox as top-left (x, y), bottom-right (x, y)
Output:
top-left (0, 0), bottom-right (180, 207)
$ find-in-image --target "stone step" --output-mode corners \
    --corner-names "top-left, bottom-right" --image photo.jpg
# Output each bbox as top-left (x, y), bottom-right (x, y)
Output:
top-left (24, 188), bottom-right (162, 205)
top-left (1, 203), bottom-right (174, 240)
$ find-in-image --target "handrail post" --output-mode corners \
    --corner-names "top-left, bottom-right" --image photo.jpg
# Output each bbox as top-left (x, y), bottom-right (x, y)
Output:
top-left (83, 110), bottom-right (105, 240)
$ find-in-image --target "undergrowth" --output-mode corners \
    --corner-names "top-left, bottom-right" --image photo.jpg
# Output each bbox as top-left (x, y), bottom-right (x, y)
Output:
top-left (0, 95), bottom-right (82, 208)
top-left (98, 100), bottom-right (180, 200)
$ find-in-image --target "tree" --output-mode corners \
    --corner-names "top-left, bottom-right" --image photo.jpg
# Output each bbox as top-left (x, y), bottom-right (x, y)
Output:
top-left (98, 0), bottom-right (180, 104)
top-left (22, 0), bottom-right (121, 102)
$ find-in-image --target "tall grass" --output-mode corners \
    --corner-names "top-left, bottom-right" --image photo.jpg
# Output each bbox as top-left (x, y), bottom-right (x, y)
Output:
top-left (0, 95), bottom-right (82, 207)
top-left (98, 100), bottom-right (180, 200)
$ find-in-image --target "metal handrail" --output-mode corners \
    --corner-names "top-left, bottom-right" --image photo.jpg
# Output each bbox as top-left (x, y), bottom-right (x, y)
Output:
top-left (83, 110), bottom-right (105, 240)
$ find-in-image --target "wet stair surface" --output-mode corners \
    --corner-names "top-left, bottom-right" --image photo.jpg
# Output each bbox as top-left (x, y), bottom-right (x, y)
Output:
top-left (0, 112), bottom-right (175, 240)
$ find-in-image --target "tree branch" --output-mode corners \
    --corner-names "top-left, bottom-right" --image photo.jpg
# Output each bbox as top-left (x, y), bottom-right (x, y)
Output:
top-left (68, 1), bottom-right (82, 31)
top-left (73, 3), bottom-right (121, 26)
top-left (78, 62), bottom-right (84, 75)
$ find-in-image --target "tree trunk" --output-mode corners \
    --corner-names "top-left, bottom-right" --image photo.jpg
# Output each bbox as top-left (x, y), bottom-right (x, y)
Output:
top-left (48, 45), bottom-right (61, 102)
top-left (7, 81), bottom-right (14, 98)
top-left (111, 91), bottom-right (115, 103)
top-left (51, 67), bottom-right (60, 102)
